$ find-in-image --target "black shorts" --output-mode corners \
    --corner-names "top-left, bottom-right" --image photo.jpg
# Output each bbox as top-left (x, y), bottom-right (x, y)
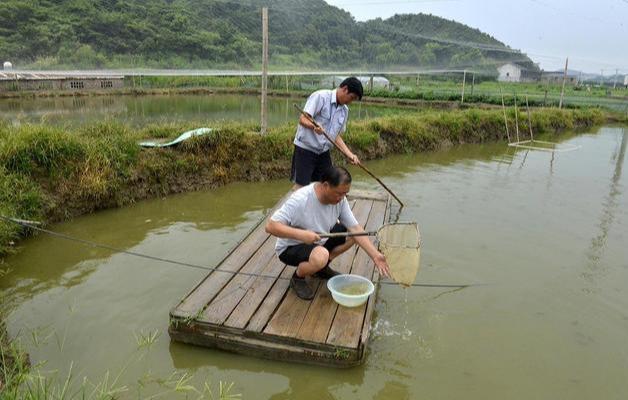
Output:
top-left (290, 145), bottom-right (332, 186)
top-left (279, 223), bottom-right (347, 266)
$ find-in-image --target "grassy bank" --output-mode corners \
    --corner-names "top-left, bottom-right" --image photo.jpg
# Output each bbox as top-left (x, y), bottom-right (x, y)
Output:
top-left (0, 107), bottom-right (608, 257)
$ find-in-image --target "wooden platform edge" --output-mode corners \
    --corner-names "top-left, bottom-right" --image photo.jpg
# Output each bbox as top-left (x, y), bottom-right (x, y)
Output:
top-left (168, 320), bottom-right (365, 368)
top-left (358, 194), bottom-right (391, 352)
top-left (169, 191), bottom-right (291, 319)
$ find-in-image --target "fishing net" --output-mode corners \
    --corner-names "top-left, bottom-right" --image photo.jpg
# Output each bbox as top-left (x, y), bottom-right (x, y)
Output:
top-left (377, 223), bottom-right (421, 286)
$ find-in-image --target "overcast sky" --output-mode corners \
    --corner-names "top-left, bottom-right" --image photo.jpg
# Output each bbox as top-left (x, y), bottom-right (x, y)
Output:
top-left (324, 0), bottom-right (627, 74)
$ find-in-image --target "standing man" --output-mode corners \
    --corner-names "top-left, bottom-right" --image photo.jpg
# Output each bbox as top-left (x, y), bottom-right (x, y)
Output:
top-left (266, 166), bottom-right (390, 300)
top-left (291, 77), bottom-right (363, 189)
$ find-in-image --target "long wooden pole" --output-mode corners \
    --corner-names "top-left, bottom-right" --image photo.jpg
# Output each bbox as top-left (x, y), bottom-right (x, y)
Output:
top-left (559, 57), bottom-right (568, 109)
top-left (461, 70), bottom-right (466, 104)
top-left (514, 93), bottom-right (520, 143)
top-left (525, 95), bottom-right (534, 141)
top-left (499, 86), bottom-right (511, 143)
top-left (293, 104), bottom-right (404, 207)
top-left (260, 7), bottom-right (269, 135)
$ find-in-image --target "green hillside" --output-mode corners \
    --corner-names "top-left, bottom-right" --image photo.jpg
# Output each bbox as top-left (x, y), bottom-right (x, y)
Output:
top-left (0, 0), bottom-right (536, 72)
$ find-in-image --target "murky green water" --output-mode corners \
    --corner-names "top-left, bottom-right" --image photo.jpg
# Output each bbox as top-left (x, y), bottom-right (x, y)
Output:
top-left (2, 126), bottom-right (627, 399)
top-left (0, 93), bottom-right (402, 128)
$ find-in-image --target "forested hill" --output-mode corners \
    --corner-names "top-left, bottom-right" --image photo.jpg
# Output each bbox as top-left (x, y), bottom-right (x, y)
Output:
top-left (0, 0), bottom-right (536, 72)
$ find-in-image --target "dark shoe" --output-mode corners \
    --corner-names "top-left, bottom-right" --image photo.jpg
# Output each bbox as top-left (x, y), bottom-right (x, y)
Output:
top-left (290, 272), bottom-right (314, 300)
top-left (314, 265), bottom-right (341, 280)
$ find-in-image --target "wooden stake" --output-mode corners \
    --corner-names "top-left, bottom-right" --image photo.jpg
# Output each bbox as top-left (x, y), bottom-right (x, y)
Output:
top-left (525, 95), bottom-right (534, 141)
top-left (461, 70), bottom-right (466, 104)
top-left (260, 7), bottom-right (269, 135)
top-left (499, 85), bottom-right (511, 143)
top-left (514, 93), bottom-right (520, 143)
top-left (559, 57), bottom-right (568, 109)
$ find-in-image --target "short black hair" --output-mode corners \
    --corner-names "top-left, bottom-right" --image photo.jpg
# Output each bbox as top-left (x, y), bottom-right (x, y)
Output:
top-left (321, 166), bottom-right (352, 187)
top-left (339, 77), bottom-right (363, 100)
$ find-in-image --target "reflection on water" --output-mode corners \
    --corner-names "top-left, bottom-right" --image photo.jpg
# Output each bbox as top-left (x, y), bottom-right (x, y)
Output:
top-left (583, 128), bottom-right (627, 287)
top-left (1, 127), bottom-right (628, 399)
top-left (0, 94), bottom-right (406, 128)
top-left (0, 180), bottom-right (289, 307)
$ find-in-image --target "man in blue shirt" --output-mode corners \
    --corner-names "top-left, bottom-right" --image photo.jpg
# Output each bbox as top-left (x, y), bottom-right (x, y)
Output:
top-left (291, 77), bottom-right (363, 189)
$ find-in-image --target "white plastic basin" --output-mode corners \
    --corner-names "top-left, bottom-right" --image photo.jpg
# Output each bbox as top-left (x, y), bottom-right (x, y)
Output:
top-left (327, 274), bottom-right (375, 307)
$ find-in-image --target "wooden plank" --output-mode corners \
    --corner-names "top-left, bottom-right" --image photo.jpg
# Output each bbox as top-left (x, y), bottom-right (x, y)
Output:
top-left (199, 236), bottom-right (276, 324)
top-left (172, 227), bottom-right (269, 319)
top-left (347, 189), bottom-right (388, 202)
top-left (295, 199), bottom-right (374, 343)
top-left (169, 324), bottom-right (361, 368)
top-left (246, 265), bottom-right (293, 332)
top-left (224, 255), bottom-right (286, 329)
top-left (326, 198), bottom-right (388, 348)
top-left (263, 280), bottom-right (320, 337)
top-left (168, 191), bottom-right (392, 368)
top-left (350, 200), bottom-right (387, 278)
top-left (359, 196), bottom-right (391, 351)
top-left (171, 192), bottom-right (290, 319)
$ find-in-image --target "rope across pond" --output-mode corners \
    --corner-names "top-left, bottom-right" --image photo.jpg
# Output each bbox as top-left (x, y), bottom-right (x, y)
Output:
top-left (0, 215), bottom-right (485, 289)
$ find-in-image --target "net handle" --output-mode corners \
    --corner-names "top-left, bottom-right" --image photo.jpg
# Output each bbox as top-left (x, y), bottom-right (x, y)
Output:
top-left (319, 222), bottom-right (420, 242)
top-left (319, 231), bottom-right (376, 238)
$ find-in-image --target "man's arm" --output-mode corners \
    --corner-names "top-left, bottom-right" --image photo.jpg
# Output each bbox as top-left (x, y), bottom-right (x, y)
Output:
top-left (299, 114), bottom-right (325, 135)
top-left (335, 135), bottom-right (360, 165)
top-left (265, 219), bottom-right (320, 244)
top-left (347, 225), bottom-right (390, 277)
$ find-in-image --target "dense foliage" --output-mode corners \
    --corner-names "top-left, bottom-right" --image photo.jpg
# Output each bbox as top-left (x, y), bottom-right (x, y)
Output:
top-left (0, 0), bottom-right (535, 71)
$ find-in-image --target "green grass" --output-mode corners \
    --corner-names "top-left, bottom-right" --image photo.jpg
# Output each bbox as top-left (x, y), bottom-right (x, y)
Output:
top-left (0, 320), bottom-right (241, 399)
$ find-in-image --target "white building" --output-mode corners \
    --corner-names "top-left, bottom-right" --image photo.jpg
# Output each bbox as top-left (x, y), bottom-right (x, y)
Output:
top-left (497, 63), bottom-right (523, 82)
top-left (3, 61), bottom-right (12, 71)
top-left (321, 75), bottom-right (390, 90)
top-left (624, 75), bottom-right (628, 87)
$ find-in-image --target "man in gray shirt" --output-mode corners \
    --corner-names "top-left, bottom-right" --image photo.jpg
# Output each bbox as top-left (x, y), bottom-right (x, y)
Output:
top-left (291, 77), bottom-right (363, 190)
top-left (266, 166), bottom-right (390, 300)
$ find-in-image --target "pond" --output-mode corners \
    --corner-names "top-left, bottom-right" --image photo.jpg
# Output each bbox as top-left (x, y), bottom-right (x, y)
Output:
top-left (1, 126), bottom-right (627, 399)
top-left (0, 93), bottom-right (404, 128)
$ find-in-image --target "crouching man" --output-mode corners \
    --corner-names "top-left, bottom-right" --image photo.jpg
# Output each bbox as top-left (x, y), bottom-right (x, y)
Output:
top-left (265, 166), bottom-right (390, 300)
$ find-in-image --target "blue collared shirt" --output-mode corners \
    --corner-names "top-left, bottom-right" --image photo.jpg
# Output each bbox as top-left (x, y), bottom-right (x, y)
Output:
top-left (294, 89), bottom-right (349, 154)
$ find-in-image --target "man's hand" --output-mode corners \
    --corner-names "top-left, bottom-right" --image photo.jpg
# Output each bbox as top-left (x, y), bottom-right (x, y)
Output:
top-left (299, 230), bottom-right (321, 244)
top-left (373, 251), bottom-right (390, 278)
top-left (347, 152), bottom-right (360, 165)
top-left (313, 125), bottom-right (325, 135)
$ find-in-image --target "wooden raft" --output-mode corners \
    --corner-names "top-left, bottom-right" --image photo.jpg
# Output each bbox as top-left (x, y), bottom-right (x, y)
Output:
top-left (169, 189), bottom-right (390, 367)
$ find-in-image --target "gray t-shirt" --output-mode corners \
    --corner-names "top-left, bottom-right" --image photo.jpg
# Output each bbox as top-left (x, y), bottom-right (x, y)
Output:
top-left (271, 183), bottom-right (359, 256)
top-left (294, 89), bottom-right (349, 154)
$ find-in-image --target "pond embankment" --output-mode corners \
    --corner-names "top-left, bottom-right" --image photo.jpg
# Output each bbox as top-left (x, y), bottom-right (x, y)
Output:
top-left (0, 107), bottom-right (610, 256)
